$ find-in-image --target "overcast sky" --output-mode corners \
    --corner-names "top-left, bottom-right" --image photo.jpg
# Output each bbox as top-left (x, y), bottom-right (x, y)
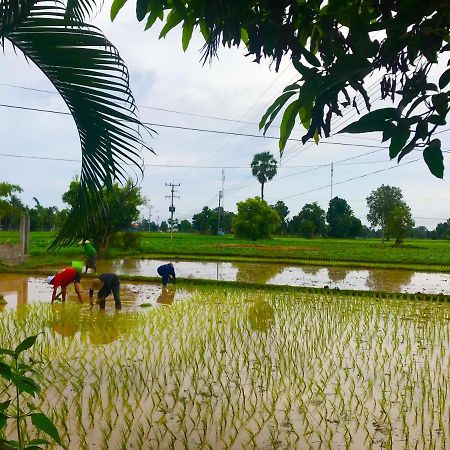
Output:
top-left (1, 2), bottom-right (450, 229)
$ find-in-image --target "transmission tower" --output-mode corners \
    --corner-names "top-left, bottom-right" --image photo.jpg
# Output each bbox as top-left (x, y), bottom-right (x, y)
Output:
top-left (165, 182), bottom-right (180, 239)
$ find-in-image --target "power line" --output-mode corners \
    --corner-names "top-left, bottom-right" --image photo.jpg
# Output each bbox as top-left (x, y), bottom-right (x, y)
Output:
top-left (0, 102), bottom-right (391, 147)
top-left (278, 158), bottom-right (421, 201)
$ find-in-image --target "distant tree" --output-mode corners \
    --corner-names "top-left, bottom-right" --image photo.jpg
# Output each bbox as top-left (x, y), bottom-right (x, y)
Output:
top-left (251, 152), bottom-right (277, 200)
top-left (0, 194), bottom-right (25, 230)
top-left (289, 202), bottom-right (326, 237)
top-left (192, 206), bottom-right (216, 234)
top-left (232, 197), bottom-right (280, 240)
top-left (433, 219), bottom-right (450, 239)
top-left (271, 200), bottom-right (289, 234)
top-left (192, 207), bottom-right (234, 234)
top-left (160, 221), bottom-right (169, 232)
top-left (0, 182), bottom-right (23, 224)
top-left (298, 220), bottom-right (315, 239)
top-left (410, 226), bottom-right (430, 239)
top-left (178, 219), bottom-right (192, 233)
top-left (386, 206), bottom-right (415, 245)
top-left (63, 179), bottom-right (145, 251)
top-left (327, 197), bottom-right (362, 238)
top-left (366, 185), bottom-right (408, 240)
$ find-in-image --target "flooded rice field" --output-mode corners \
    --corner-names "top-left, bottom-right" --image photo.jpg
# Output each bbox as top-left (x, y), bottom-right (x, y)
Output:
top-left (0, 288), bottom-right (448, 449)
top-left (95, 258), bottom-right (450, 294)
top-left (0, 274), bottom-right (187, 310)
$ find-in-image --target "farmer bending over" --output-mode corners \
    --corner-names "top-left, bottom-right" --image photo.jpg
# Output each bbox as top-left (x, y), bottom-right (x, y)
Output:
top-left (47, 267), bottom-right (83, 304)
top-left (157, 262), bottom-right (176, 286)
top-left (79, 239), bottom-right (97, 273)
top-left (89, 273), bottom-right (121, 310)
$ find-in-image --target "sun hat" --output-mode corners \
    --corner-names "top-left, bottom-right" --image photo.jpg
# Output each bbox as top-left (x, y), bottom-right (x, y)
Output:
top-left (46, 275), bottom-right (55, 284)
top-left (78, 240), bottom-right (90, 244)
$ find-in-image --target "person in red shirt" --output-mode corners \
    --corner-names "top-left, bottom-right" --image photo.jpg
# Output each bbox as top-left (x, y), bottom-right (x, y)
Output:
top-left (46, 267), bottom-right (83, 304)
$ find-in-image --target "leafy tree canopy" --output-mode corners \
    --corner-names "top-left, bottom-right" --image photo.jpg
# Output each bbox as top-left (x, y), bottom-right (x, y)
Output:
top-left (289, 202), bottom-right (326, 237)
top-left (63, 179), bottom-right (145, 251)
top-left (366, 184), bottom-right (408, 239)
top-left (326, 196), bottom-right (362, 238)
top-left (271, 200), bottom-right (289, 233)
top-left (232, 197), bottom-right (280, 240)
top-left (251, 152), bottom-right (278, 200)
top-left (386, 205), bottom-right (415, 245)
top-left (116, 0), bottom-right (450, 177)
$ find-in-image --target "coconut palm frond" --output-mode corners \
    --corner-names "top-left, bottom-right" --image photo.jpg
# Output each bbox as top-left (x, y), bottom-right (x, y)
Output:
top-left (2, 0), bottom-right (153, 247)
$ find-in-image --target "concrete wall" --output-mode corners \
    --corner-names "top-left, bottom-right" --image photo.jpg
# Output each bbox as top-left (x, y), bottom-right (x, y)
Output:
top-left (0, 243), bottom-right (27, 266)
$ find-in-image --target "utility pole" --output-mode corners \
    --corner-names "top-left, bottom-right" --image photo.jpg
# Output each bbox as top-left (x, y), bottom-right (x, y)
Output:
top-left (147, 205), bottom-right (153, 232)
top-left (217, 190), bottom-right (223, 235)
top-left (165, 182), bottom-right (180, 239)
top-left (330, 162), bottom-right (334, 201)
top-left (217, 169), bottom-right (225, 235)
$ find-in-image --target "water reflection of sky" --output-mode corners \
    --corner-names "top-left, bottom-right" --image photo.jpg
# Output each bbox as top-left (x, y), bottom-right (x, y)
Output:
top-left (0, 274), bottom-right (186, 310)
top-left (95, 259), bottom-right (450, 295)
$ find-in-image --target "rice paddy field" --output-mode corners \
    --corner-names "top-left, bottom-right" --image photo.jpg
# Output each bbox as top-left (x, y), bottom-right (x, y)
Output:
top-left (1, 287), bottom-right (449, 449)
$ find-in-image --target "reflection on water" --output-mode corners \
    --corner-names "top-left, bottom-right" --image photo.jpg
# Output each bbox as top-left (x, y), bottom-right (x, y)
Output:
top-left (49, 303), bottom-right (138, 345)
top-left (366, 269), bottom-right (414, 293)
top-left (248, 301), bottom-right (275, 332)
top-left (94, 258), bottom-right (450, 294)
top-left (0, 274), bottom-right (188, 310)
top-left (156, 286), bottom-right (176, 306)
top-left (233, 262), bottom-right (283, 284)
top-left (327, 267), bottom-right (350, 283)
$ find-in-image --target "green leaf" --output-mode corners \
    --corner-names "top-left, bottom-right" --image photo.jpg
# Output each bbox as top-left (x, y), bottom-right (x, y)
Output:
top-left (0, 400), bottom-right (11, 412)
top-left (144, 8), bottom-right (163, 30)
top-left (15, 335), bottom-right (39, 356)
top-left (339, 108), bottom-right (399, 134)
top-left (279, 100), bottom-right (300, 152)
top-left (300, 47), bottom-right (320, 67)
top-left (26, 440), bottom-right (50, 445)
top-left (110, 0), bottom-right (127, 21)
top-left (0, 412), bottom-right (7, 429)
top-left (428, 115), bottom-right (446, 125)
top-left (259, 91), bottom-right (296, 132)
top-left (16, 376), bottom-right (40, 396)
top-left (439, 68), bottom-right (450, 89)
top-left (240, 28), bottom-right (249, 45)
top-left (159, 9), bottom-right (183, 39)
top-left (135, 0), bottom-right (148, 21)
top-left (432, 93), bottom-right (449, 117)
top-left (389, 125), bottom-right (410, 159)
top-left (0, 361), bottom-right (12, 380)
top-left (31, 413), bottom-right (62, 445)
top-left (0, 349), bottom-right (15, 358)
top-left (423, 139), bottom-right (444, 179)
top-left (182, 17), bottom-right (194, 51)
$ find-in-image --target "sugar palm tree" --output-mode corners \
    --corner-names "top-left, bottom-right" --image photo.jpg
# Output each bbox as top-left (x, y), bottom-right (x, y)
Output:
top-left (251, 152), bottom-right (277, 200)
top-left (0, 0), bottom-right (152, 247)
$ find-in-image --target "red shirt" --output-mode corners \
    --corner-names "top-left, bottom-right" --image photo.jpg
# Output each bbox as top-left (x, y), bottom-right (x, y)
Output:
top-left (51, 268), bottom-right (78, 288)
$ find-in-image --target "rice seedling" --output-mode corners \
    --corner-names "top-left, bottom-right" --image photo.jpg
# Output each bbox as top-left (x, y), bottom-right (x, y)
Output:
top-left (0, 287), bottom-right (448, 449)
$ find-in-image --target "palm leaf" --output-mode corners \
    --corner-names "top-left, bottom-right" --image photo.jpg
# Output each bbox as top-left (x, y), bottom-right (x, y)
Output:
top-left (1, 0), bottom-right (153, 247)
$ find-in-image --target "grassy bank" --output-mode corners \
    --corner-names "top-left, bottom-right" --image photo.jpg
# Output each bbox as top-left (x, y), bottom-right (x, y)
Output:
top-left (2, 231), bottom-right (450, 271)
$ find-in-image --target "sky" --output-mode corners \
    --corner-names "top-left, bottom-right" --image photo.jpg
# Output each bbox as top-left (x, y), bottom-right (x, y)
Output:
top-left (1, 2), bottom-right (450, 229)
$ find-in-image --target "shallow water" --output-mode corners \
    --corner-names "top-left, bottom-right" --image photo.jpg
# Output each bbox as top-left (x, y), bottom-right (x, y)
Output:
top-left (94, 258), bottom-right (450, 294)
top-left (0, 273), bottom-right (187, 310)
top-left (0, 290), bottom-right (448, 449)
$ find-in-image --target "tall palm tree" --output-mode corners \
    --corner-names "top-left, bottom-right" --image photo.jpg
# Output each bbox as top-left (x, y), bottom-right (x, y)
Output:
top-left (251, 152), bottom-right (277, 200)
top-left (0, 0), bottom-right (153, 247)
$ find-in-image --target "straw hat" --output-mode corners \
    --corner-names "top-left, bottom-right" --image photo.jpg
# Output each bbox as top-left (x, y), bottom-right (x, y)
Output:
top-left (46, 275), bottom-right (55, 284)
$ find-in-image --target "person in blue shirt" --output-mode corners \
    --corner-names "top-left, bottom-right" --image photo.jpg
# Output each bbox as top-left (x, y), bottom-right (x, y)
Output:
top-left (157, 263), bottom-right (176, 286)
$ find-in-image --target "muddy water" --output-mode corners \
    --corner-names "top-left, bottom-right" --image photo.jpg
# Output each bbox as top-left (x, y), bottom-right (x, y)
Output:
top-left (0, 274), bottom-right (187, 310)
top-left (95, 258), bottom-right (450, 294)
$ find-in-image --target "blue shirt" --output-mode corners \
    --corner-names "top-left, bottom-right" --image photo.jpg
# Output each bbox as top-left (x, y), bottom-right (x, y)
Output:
top-left (157, 264), bottom-right (175, 278)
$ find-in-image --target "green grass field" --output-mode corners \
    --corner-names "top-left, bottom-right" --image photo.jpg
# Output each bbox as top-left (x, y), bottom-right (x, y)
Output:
top-left (2, 231), bottom-right (450, 270)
